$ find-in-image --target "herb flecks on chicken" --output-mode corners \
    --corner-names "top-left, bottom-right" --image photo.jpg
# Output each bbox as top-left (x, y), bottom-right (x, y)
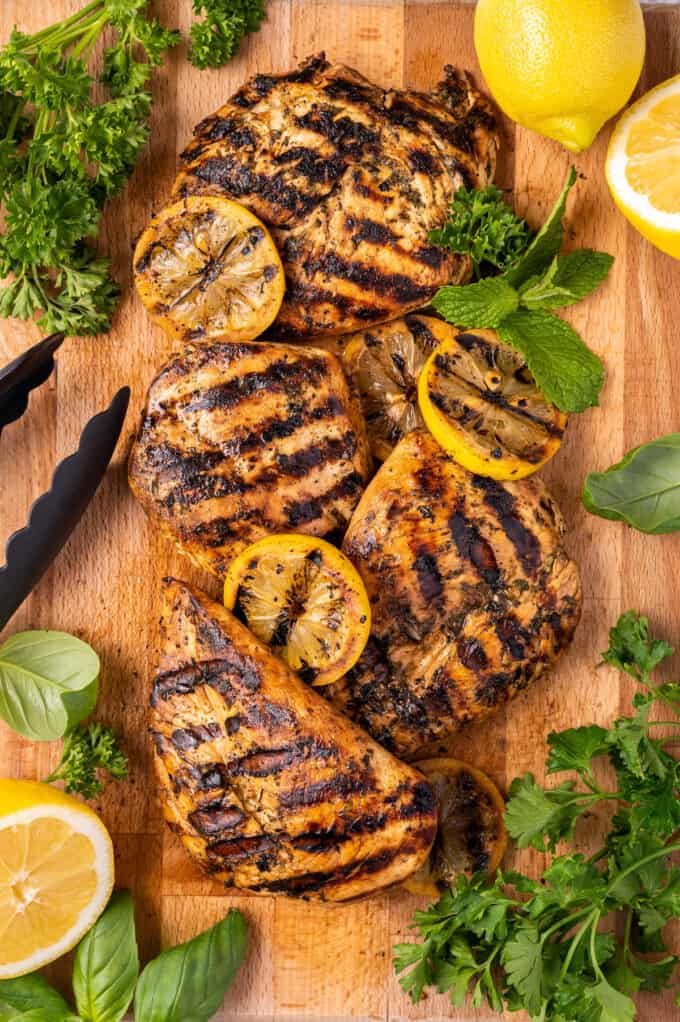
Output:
top-left (173, 54), bottom-right (499, 336)
top-left (150, 579), bottom-right (438, 902)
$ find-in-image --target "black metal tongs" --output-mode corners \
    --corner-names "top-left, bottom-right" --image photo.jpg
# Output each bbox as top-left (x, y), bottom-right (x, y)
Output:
top-left (0, 333), bottom-right (130, 630)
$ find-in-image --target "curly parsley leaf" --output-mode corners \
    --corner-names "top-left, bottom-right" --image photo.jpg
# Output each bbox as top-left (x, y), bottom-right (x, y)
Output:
top-left (429, 184), bottom-right (532, 278)
top-left (46, 721), bottom-right (128, 799)
top-left (0, 1), bottom-right (178, 337)
top-left (189, 0), bottom-right (267, 68)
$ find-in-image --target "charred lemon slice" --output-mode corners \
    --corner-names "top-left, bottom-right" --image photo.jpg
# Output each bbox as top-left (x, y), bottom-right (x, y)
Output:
top-left (418, 327), bottom-right (567, 480)
top-left (223, 534), bottom-right (371, 687)
top-left (133, 196), bottom-right (284, 343)
top-left (404, 758), bottom-right (506, 898)
top-left (342, 316), bottom-right (443, 461)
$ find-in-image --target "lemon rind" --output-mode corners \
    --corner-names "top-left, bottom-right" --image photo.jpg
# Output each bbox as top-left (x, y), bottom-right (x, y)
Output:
top-left (0, 805), bottom-right (114, 978)
top-left (606, 74), bottom-right (680, 233)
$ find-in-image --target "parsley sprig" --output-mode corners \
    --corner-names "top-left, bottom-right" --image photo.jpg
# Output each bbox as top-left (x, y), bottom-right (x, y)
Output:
top-left (0, 1), bottom-right (179, 337)
top-left (46, 721), bottom-right (128, 799)
top-left (188, 0), bottom-right (268, 69)
top-left (395, 611), bottom-right (680, 1020)
top-left (431, 169), bottom-right (613, 414)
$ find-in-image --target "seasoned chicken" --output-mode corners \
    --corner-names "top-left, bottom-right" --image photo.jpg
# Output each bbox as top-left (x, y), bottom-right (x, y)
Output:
top-left (128, 341), bottom-right (371, 577)
top-left (326, 430), bottom-right (581, 757)
top-left (150, 579), bottom-right (438, 901)
top-left (173, 54), bottom-right (499, 336)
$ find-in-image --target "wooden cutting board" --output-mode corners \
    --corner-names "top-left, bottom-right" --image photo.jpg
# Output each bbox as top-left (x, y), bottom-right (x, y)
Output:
top-left (2, 2), bottom-right (680, 1019)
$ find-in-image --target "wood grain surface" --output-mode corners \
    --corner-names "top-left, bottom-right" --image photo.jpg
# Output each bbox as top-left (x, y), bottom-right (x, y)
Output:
top-left (1, 2), bottom-right (680, 1019)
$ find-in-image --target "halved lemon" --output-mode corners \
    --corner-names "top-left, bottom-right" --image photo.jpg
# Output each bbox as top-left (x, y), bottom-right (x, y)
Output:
top-left (223, 534), bottom-right (371, 686)
top-left (606, 74), bottom-right (680, 259)
top-left (418, 327), bottom-right (567, 480)
top-left (342, 316), bottom-right (442, 462)
top-left (133, 196), bottom-right (285, 343)
top-left (0, 779), bottom-right (114, 978)
top-left (404, 758), bottom-right (506, 898)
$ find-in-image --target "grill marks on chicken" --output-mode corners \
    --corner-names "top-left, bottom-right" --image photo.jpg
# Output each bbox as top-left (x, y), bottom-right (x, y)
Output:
top-left (128, 341), bottom-right (372, 577)
top-left (325, 430), bottom-right (581, 757)
top-left (173, 55), bottom-right (498, 335)
top-left (150, 579), bottom-right (437, 900)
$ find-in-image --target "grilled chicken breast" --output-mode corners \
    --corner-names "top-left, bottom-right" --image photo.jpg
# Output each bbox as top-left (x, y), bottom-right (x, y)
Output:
top-left (173, 54), bottom-right (498, 336)
top-left (128, 341), bottom-right (372, 577)
top-left (326, 430), bottom-right (581, 757)
top-left (150, 579), bottom-right (438, 901)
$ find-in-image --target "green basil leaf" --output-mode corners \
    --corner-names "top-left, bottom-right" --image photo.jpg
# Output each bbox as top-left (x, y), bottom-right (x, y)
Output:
top-left (73, 890), bottom-right (139, 1022)
top-left (5, 1013), bottom-right (80, 1022)
top-left (134, 909), bottom-right (248, 1022)
top-left (504, 167), bottom-right (577, 289)
top-left (0, 630), bottom-right (99, 741)
top-left (583, 434), bottom-right (680, 533)
top-left (0, 976), bottom-right (71, 1019)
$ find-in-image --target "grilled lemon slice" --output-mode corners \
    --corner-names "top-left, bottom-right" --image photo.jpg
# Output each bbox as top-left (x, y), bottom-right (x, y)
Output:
top-left (342, 316), bottom-right (442, 461)
top-left (0, 779), bottom-right (114, 978)
top-left (133, 196), bottom-right (284, 343)
top-left (404, 758), bottom-right (506, 898)
top-left (223, 534), bottom-right (371, 687)
top-left (418, 327), bottom-right (566, 480)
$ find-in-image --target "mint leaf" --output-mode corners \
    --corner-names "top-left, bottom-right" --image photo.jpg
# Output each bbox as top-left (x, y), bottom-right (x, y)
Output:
top-left (498, 308), bottom-right (604, 412)
top-left (432, 276), bottom-right (519, 328)
top-left (504, 167), bottom-right (577, 289)
top-left (519, 250), bottom-right (614, 310)
top-left (550, 250), bottom-right (614, 302)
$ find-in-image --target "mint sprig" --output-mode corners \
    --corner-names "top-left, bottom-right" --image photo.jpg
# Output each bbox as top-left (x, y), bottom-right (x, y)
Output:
top-left (431, 169), bottom-right (613, 414)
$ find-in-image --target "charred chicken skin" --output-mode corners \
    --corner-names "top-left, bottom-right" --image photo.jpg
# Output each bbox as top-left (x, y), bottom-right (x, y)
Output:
top-left (150, 579), bottom-right (438, 901)
top-left (128, 340), bottom-right (372, 577)
top-left (173, 54), bottom-right (498, 336)
top-left (326, 430), bottom-right (582, 758)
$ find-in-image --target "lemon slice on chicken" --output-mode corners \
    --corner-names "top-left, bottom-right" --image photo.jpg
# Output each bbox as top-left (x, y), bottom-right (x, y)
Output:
top-left (418, 327), bottom-right (566, 480)
top-left (133, 196), bottom-right (284, 343)
top-left (223, 534), bottom-right (371, 686)
top-left (0, 779), bottom-right (114, 978)
top-left (342, 316), bottom-right (442, 461)
top-left (404, 758), bottom-right (506, 898)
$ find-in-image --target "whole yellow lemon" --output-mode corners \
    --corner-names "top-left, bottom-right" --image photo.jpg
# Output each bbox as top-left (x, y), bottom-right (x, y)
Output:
top-left (474, 0), bottom-right (645, 152)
